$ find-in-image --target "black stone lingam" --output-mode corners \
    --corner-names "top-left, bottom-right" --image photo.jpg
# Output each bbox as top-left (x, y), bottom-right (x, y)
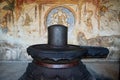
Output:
top-left (19, 24), bottom-right (109, 80)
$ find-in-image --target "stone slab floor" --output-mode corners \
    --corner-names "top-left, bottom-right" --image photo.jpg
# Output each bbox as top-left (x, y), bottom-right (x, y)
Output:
top-left (0, 60), bottom-right (119, 80)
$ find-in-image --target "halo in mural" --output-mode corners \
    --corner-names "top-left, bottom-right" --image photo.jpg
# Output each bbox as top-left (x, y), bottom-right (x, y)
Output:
top-left (46, 6), bottom-right (75, 29)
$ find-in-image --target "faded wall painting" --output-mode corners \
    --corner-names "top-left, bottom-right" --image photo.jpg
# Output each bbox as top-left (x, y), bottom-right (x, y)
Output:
top-left (0, 0), bottom-right (120, 60)
top-left (43, 4), bottom-right (78, 44)
top-left (46, 6), bottom-right (75, 28)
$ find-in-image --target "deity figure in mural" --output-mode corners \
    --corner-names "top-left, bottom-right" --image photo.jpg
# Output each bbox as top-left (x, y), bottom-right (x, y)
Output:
top-left (52, 8), bottom-right (69, 26)
top-left (23, 13), bottom-right (33, 26)
top-left (84, 10), bottom-right (93, 31)
top-left (0, 16), bottom-right (8, 34)
top-left (46, 6), bottom-right (75, 30)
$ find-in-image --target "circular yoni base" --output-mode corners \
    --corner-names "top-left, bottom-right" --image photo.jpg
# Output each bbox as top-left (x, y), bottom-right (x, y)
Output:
top-left (27, 44), bottom-right (87, 61)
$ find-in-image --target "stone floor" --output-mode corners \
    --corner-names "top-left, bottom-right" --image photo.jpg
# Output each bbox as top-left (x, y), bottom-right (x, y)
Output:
top-left (0, 60), bottom-right (119, 80)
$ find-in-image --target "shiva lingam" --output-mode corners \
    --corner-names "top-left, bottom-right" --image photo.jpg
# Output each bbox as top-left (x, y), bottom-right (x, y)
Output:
top-left (19, 24), bottom-right (109, 80)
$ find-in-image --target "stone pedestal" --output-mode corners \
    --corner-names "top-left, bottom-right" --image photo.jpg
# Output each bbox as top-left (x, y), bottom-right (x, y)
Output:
top-left (19, 25), bottom-right (108, 80)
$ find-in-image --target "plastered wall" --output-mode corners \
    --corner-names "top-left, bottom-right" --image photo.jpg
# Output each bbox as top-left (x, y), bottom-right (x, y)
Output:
top-left (0, 0), bottom-right (120, 60)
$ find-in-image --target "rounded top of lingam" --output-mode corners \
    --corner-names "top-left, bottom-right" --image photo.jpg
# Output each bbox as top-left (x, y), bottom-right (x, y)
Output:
top-left (48, 24), bottom-right (67, 48)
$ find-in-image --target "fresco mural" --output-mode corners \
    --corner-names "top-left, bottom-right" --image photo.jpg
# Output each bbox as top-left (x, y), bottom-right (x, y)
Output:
top-left (46, 6), bottom-right (77, 43)
top-left (46, 6), bottom-right (75, 28)
top-left (0, 0), bottom-right (120, 60)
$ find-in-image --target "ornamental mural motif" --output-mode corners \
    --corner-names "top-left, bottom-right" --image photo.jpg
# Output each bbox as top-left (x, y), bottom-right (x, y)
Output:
top-left (46, 6), bottom-right (75, 29)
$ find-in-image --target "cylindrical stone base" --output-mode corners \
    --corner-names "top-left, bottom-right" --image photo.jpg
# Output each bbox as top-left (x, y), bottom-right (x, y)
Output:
top-left (19, 61), bottom-right (95, 80)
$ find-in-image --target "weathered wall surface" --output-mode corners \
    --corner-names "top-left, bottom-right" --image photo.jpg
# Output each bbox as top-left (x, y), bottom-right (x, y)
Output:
top-left (0, 0), bottom-right (120, 61)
